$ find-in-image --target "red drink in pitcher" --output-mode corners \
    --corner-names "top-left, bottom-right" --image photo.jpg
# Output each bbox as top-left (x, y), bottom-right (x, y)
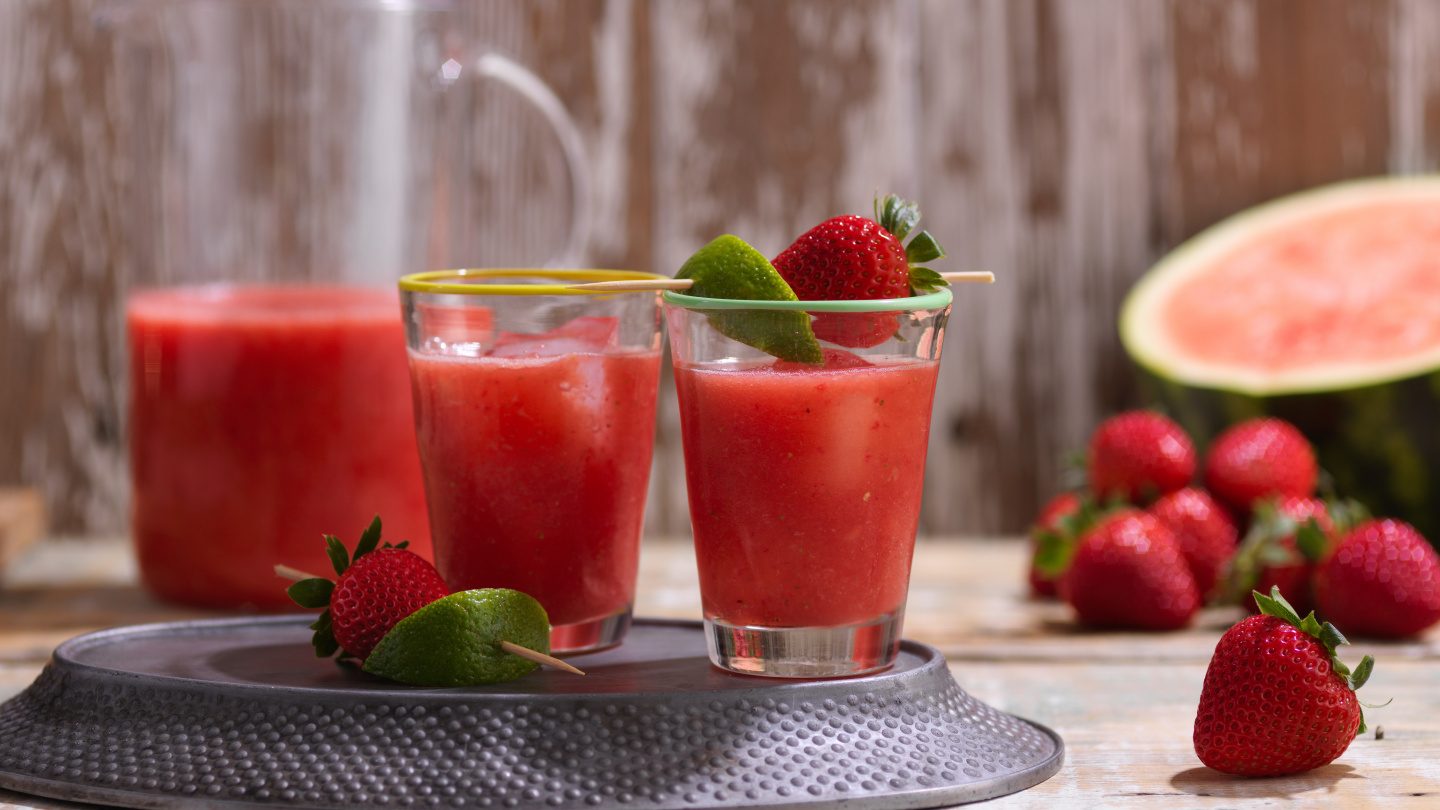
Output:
top-left (128, 286), bottom-right (431, 609)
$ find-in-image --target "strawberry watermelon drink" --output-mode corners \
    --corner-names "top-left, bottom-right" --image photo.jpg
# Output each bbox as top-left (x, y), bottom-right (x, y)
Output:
top-left (400, 270), bottom-right (664, 654)
top-left (128, 286), bottom-right (431, 609)
top-left (664, 203), bottom-right (953, 677)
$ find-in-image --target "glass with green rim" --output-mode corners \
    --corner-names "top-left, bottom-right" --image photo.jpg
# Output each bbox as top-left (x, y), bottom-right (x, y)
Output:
top-left (400, 268), bottom-right (665, 654)
top-left (663, 287), bottom-right (953, 678)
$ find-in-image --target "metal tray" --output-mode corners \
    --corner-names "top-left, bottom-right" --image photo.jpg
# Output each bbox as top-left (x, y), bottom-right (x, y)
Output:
top-left (0, 617), bottom-right (1062, 809)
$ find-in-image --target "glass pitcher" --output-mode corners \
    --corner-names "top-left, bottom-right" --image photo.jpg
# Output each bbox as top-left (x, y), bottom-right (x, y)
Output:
top-left (105, 0), bottom-right (590, 609)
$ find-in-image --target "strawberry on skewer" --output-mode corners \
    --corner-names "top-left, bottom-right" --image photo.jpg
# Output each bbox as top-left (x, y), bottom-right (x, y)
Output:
top-left (772, 194), bottom-right (949, 348)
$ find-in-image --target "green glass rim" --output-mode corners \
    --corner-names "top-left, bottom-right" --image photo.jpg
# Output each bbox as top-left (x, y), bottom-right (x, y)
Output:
top-left (400, 269), bottom-right (665, 296)
top-left (662, 287), bottom-right (952, 312)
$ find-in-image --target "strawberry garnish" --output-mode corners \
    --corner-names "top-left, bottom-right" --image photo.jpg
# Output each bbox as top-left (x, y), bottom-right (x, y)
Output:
top-left (284, 516), bottom-right (451, 661)
top-left (1314, 519), bottom-right (1440, 638)
top-left (1026, 492), bottom-right (1083, 598)
top-left (1194, 587), bottom-right (1377, 776)
top-left (773, 194), bottom-right (947, 348)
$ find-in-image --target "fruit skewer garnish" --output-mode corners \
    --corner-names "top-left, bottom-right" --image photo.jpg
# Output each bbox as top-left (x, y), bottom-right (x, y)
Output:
top-left (568, 194), bottom-right (983, 363)
top-left (276, 517), bottom-right (582, 684)
top-left (1194, 586), bottom-right (1383, 777)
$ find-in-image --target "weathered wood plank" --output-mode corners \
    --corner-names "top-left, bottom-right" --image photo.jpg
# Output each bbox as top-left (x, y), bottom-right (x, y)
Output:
top-left (4, 0), bottom-right (1440, 539)
top-left (916, 0), bottom-right (1164, 533)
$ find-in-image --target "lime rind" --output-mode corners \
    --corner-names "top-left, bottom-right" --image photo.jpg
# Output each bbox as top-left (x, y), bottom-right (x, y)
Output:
top-left (362, 589), bottom-right (551, 687)
top-left (676, 235), bottom-right (824, 365)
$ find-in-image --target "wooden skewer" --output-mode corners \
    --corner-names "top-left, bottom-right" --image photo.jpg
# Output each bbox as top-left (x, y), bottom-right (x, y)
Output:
top-left (273, 564), bottom-right (584, 675)
top-left (566, 270), bottom-right (995, 292)
top-left (500, 640), bottom-right (586, 675)
top-left (275, 564), bottom-right (320, 581)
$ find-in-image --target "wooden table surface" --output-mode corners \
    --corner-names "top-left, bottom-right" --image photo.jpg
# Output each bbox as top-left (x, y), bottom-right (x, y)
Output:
top-left (2, 538), bottom-right (1437, 809)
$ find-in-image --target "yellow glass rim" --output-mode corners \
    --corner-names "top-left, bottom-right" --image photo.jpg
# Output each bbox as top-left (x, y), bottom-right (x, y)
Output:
top-left (398, 269), bottom-right (664, 296)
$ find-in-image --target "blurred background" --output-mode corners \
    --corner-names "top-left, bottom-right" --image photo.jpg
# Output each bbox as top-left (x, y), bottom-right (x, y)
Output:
top-left (0, 0), bottom-right (1435, 541)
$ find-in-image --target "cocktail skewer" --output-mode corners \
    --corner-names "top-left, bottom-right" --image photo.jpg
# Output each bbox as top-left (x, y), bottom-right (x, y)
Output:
top-left (272, 564), bottom-right (584, 675)
top-left (564, 270), bottom-right (995, 292)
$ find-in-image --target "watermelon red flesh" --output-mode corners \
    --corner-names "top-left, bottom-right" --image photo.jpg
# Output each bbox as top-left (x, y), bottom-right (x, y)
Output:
top-left (1122, 177), bottom-right (1440, 543)
top-left (1160, 202), bottom-right (1440, 379)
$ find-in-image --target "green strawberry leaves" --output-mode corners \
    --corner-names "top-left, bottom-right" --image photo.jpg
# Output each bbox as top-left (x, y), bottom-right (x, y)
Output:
top-left (282, 515), bottom-right (406, 660)
top-left (287, 578), bottom-right (334, 609)
top-left (354, 515), bottom-right (383, 561)
top-left (324, 535), bottom-right (349, 576)
top-left (1253, 586), bottom-right (1378, 734)
top-left (905, 233), bottom-right (945, 266)
top-left (874, 193), bottom-right (951, 296)
top-left (876, 195), bottom-right (920, 241)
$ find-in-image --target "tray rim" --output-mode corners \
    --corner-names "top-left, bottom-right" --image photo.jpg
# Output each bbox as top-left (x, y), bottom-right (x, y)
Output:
top-left (47, 615), bottom-right (946, 701)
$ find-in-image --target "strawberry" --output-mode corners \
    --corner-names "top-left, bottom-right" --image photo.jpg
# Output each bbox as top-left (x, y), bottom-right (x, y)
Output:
top-left (772, 194), bottom-right (948, 348)
top-left (1086, 411), bottom-right (1196, 503)
top-left (1059, 509), bottom-right (1200, 630)
top-left (1314, 519), bottom-right (1440, 639)
top-left (1193, 587), bottom-right (1374, 776)
top-left (1027, 492), bottom-right (1083, 598)
top-left (1148, 487), bottom-right (1238, 600)
top-left (1203, 418), bottom-right (1317, 514)
top-left (284, 516), bottom-right (451, 661)
top-left (1221, 496), bottom-right (1344, 616)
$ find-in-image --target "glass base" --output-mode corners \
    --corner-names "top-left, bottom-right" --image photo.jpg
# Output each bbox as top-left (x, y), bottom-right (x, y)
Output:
top-left (704, 610), bottom-right (904, 678)
top-left (549, 606), bottom-right (632, 655)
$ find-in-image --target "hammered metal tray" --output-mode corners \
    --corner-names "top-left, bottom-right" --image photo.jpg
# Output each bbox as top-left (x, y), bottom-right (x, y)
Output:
top-left (0, 617), bottom-right (1062, 809)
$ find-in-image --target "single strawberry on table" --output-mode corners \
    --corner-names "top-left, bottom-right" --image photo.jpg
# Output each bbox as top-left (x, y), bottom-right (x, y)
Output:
top-left (284, 516), bottom-right (451, 661)
top-left (1086, 410), bottom-right (1196, 504)
top-left (1204, 418), bottom-right (1318, 515)
top-left (1194, 587), bottom-right (1376, 777)
top-left (1057, 508), bottom-right (1200, 631)
top-left (772, 194), bottom-right (948, 348)
top-left (1148, 487), bottom-right (1238, 600)
top-left (1314, 519), bottom-right (1440, 639)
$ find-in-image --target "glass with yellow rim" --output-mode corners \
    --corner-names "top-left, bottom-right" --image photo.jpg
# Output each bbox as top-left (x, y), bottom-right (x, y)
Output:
top-left (398, 267), bottom-right (666, 655)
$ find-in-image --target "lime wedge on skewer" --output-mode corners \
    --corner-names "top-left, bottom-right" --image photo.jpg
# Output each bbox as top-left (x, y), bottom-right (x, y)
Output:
top-left (678, 235), bottom-right (824, 365)
top-left (363, 589), bottom-right (550, 687)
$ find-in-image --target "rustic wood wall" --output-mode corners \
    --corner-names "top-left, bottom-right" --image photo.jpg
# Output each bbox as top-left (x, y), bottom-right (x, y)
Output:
top-left (3, 0), bottom-right (1438, 538)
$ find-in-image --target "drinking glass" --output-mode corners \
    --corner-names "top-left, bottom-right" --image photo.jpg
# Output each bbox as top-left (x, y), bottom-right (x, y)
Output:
top-left (664, 290), bottom-right (952, 677)
top-left (400, 270), bottom-right (665, 654)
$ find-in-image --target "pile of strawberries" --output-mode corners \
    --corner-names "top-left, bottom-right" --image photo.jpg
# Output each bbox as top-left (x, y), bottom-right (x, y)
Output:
top-left (1029, 411), bottom-right (1440, 639)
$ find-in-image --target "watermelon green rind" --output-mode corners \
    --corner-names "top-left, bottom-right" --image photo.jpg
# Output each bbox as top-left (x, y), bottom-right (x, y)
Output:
top-left (1140, 369), bottom-right (1439, 540)
top-left (1120, 176), bottom-right (1440, 397)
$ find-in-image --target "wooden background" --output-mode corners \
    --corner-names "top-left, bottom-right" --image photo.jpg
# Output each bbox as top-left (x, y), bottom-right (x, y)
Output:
top-left (2, 0), bottom-right (1438, 539)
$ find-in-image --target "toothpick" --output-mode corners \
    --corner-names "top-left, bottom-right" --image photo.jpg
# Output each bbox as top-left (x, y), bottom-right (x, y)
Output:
top-left (275, 564), bottom-right (320, 582)
top-left (566, 270), bottom-right (994, 292)
top-left (501, 640), bottom-right (586, 675)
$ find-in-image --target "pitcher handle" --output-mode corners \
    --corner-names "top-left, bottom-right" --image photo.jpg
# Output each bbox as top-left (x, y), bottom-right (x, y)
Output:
top-left (469, 53), bottom-right (591, 267)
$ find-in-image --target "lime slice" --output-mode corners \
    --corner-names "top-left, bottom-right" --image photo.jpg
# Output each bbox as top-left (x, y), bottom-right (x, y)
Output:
top-left (677, 235), bottom-right (823, 365)
top-left (362, 589), bottom-right (550, 687)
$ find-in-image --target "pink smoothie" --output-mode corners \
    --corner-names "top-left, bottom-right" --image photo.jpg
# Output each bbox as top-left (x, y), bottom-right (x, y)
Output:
top-left (674, 354), bottom-right (940, 627)
top-left (408, 338), bottom-right (660, 630)
top-left (128, 286), bottom-right (431, 609)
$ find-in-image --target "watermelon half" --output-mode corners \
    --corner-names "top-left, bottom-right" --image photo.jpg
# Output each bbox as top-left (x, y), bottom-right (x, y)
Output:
top-left (1120, 177), bottom-right (1440, 540)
